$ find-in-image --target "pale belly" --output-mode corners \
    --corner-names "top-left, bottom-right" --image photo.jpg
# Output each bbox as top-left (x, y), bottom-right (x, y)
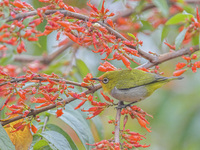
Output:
top-left (110, 86), bottom-right (148, 102)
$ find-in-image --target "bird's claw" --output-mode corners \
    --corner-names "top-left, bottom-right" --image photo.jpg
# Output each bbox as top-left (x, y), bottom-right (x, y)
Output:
top-left (115, 101), bottom-right (136, 109)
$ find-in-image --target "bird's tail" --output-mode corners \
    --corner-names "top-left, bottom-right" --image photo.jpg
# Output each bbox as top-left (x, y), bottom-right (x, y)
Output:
top-left (168, 76), bottom-right (184, 81)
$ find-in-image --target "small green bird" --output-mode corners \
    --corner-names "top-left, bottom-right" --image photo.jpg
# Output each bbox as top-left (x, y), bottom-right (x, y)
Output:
top-left (92, 69), bottom-right (183, 104)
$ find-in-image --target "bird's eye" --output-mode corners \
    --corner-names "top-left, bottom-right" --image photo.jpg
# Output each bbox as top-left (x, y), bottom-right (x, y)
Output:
top-left (102, 78), bottom-right (109, 84)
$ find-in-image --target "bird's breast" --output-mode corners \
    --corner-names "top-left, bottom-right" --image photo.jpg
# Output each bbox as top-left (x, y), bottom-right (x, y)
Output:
top-left (110, 86), bottom-right (148, 102)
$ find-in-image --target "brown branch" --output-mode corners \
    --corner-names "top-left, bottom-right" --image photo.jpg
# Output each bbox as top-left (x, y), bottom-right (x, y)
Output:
top-left (114, 101), bottom-right (123, 144)
top-left (46, 41), bottom-right (74, 64)
top-left (0, 76), bottom-right (87, 89)
top-left (13, 41), bottom-right (74, 64)
top-left (1, 83), bottom-right (102, 126)
top-left (139, 45), bottom-right (199, 69)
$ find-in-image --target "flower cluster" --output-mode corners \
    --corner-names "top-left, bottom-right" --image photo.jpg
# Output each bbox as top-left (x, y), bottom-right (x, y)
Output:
top-left (87, 0), bottom-right (114, 22)
top-left (77, 91), bottom-right (114, 119)
top-left (121, 106), bottom-right (152, 132)
top-left (88, 112), bottom-right (150, 150)
top-left (173, 53), bottom-right (200, 76)
top-left (0, 69), bottom-right (80, 131)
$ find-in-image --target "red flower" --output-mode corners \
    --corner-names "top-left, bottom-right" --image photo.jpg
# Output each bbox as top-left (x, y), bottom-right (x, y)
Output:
top-left (56, 109), bottom-right (64, 117)
top-left (175, 62), bottom-right (186, 70)
top-left (31, 124), bottom-right (38, 134)
top-left (173, 69), bottom-right (186, 76)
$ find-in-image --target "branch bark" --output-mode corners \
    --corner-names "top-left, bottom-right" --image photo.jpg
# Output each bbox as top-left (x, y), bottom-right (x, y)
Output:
top-left (114, 101), bottom-right (123, 144)
top-left (13, 41), bottom-right (74, 64)
top-left (0, 76), bottom-right (88, 89)
top-left (140, 45), bottom-right (199, 69)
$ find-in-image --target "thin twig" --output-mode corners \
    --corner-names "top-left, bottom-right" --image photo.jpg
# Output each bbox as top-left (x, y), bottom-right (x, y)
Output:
top-left (114, 101), bottom-right (123, 144)
top-left (13, 41), bottom-right (74, 64)
top-left (42, 116), bottom-right (48, 132)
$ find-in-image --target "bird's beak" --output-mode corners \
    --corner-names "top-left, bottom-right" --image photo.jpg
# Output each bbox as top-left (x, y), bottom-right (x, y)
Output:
top-left (91, 78), bottom-right (100, 81)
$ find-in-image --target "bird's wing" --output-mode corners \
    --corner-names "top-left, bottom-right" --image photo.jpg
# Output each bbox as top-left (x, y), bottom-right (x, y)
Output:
top-left (115, 70), bottom-right (168, 90)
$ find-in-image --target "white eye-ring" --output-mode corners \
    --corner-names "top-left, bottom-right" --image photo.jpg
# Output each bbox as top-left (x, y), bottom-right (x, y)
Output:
top-left (102, 78), bottom-right (109, 84)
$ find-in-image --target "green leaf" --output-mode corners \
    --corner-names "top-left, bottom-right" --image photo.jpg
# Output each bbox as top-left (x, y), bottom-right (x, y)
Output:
top-left (76, 59), bottom-right (90, 78)
top-left (50, 106), bottom-right (94, 150)
top-left (191, 51), bottom-right (200, 60)
top-left (91, 116), bottom-right (104, 140)
top-left (127, 33), bottom-right (135, 39)
top-left (0, 55), bottom-right (14, 66)
top-left (161, 26), bottom-right (170, 41)
top-left (71, 101), bottom-right (104, 140)
top-left (177, 0), bottom-right (184, 3)
top-left (0, 19), bottom-right (6, 27)
top-left (42, 60), bottom-right (66, 75)
top-left (40, 131), bottom-right (72, 150)
top-left (46, 124), bottom-right (78, 150)
top-left (199, 32), bottom-right (200, 49)
top-left (166, 13), bottom-right (194, 25)
top-left (33, 139), bottom-right (51, 150)
top-left (98, 0), bottom-right (104, 10)
top-left (152, 0), bottom-right (169, 17)
top-left (175, 28), bottom-right (187, 49)
top-left (3, 7), bottom-right (10, 18)
top-left (23, 17), bottom-right (34, 27)
top-left (0, 124), bottom-right (15, 150)
top-left (140, 20), bottom-right (153, 31)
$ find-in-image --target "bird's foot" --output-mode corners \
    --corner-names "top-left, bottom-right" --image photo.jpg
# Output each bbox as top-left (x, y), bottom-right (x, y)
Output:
top-left (115, 101), bottom-right (136, 109)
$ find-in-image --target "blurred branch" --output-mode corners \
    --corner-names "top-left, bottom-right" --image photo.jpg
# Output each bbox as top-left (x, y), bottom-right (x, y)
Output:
top-left (112, 0), bottom-right (200, 22)
top-left (63, 45), bottom-right (78, 76)
top-left (13, 41), bottom-right (74, 64)
top-left (1, 83), bottom-right (102, 126)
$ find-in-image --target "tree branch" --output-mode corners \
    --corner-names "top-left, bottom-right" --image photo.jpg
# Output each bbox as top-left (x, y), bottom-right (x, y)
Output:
top-left (140, 45), bottom-right (199, 68)
top-left (1, 84), bottom-right (102, 126)
top-left (13, 41), bottom-right (74, 64)
top-left (0, 76), bottom-right (88, 89)
top-left (114, 101), bottom-right (123, 144)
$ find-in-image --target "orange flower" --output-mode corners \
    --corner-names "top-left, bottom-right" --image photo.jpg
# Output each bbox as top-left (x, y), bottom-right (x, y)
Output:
top-left (56, 109), bottom-right (64, 117)
top-left (173, 69), bottom-right (186, 76)
top-left (31, 124), bottom-right (38, 134)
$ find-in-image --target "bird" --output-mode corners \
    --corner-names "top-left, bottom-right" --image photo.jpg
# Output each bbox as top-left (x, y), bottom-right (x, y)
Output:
top-left (91, 69), bottom-right (183, 106)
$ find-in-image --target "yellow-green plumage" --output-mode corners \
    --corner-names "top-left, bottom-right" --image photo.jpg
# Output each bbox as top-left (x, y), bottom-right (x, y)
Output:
top-left (95, 69), bottom-right (183, 103)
